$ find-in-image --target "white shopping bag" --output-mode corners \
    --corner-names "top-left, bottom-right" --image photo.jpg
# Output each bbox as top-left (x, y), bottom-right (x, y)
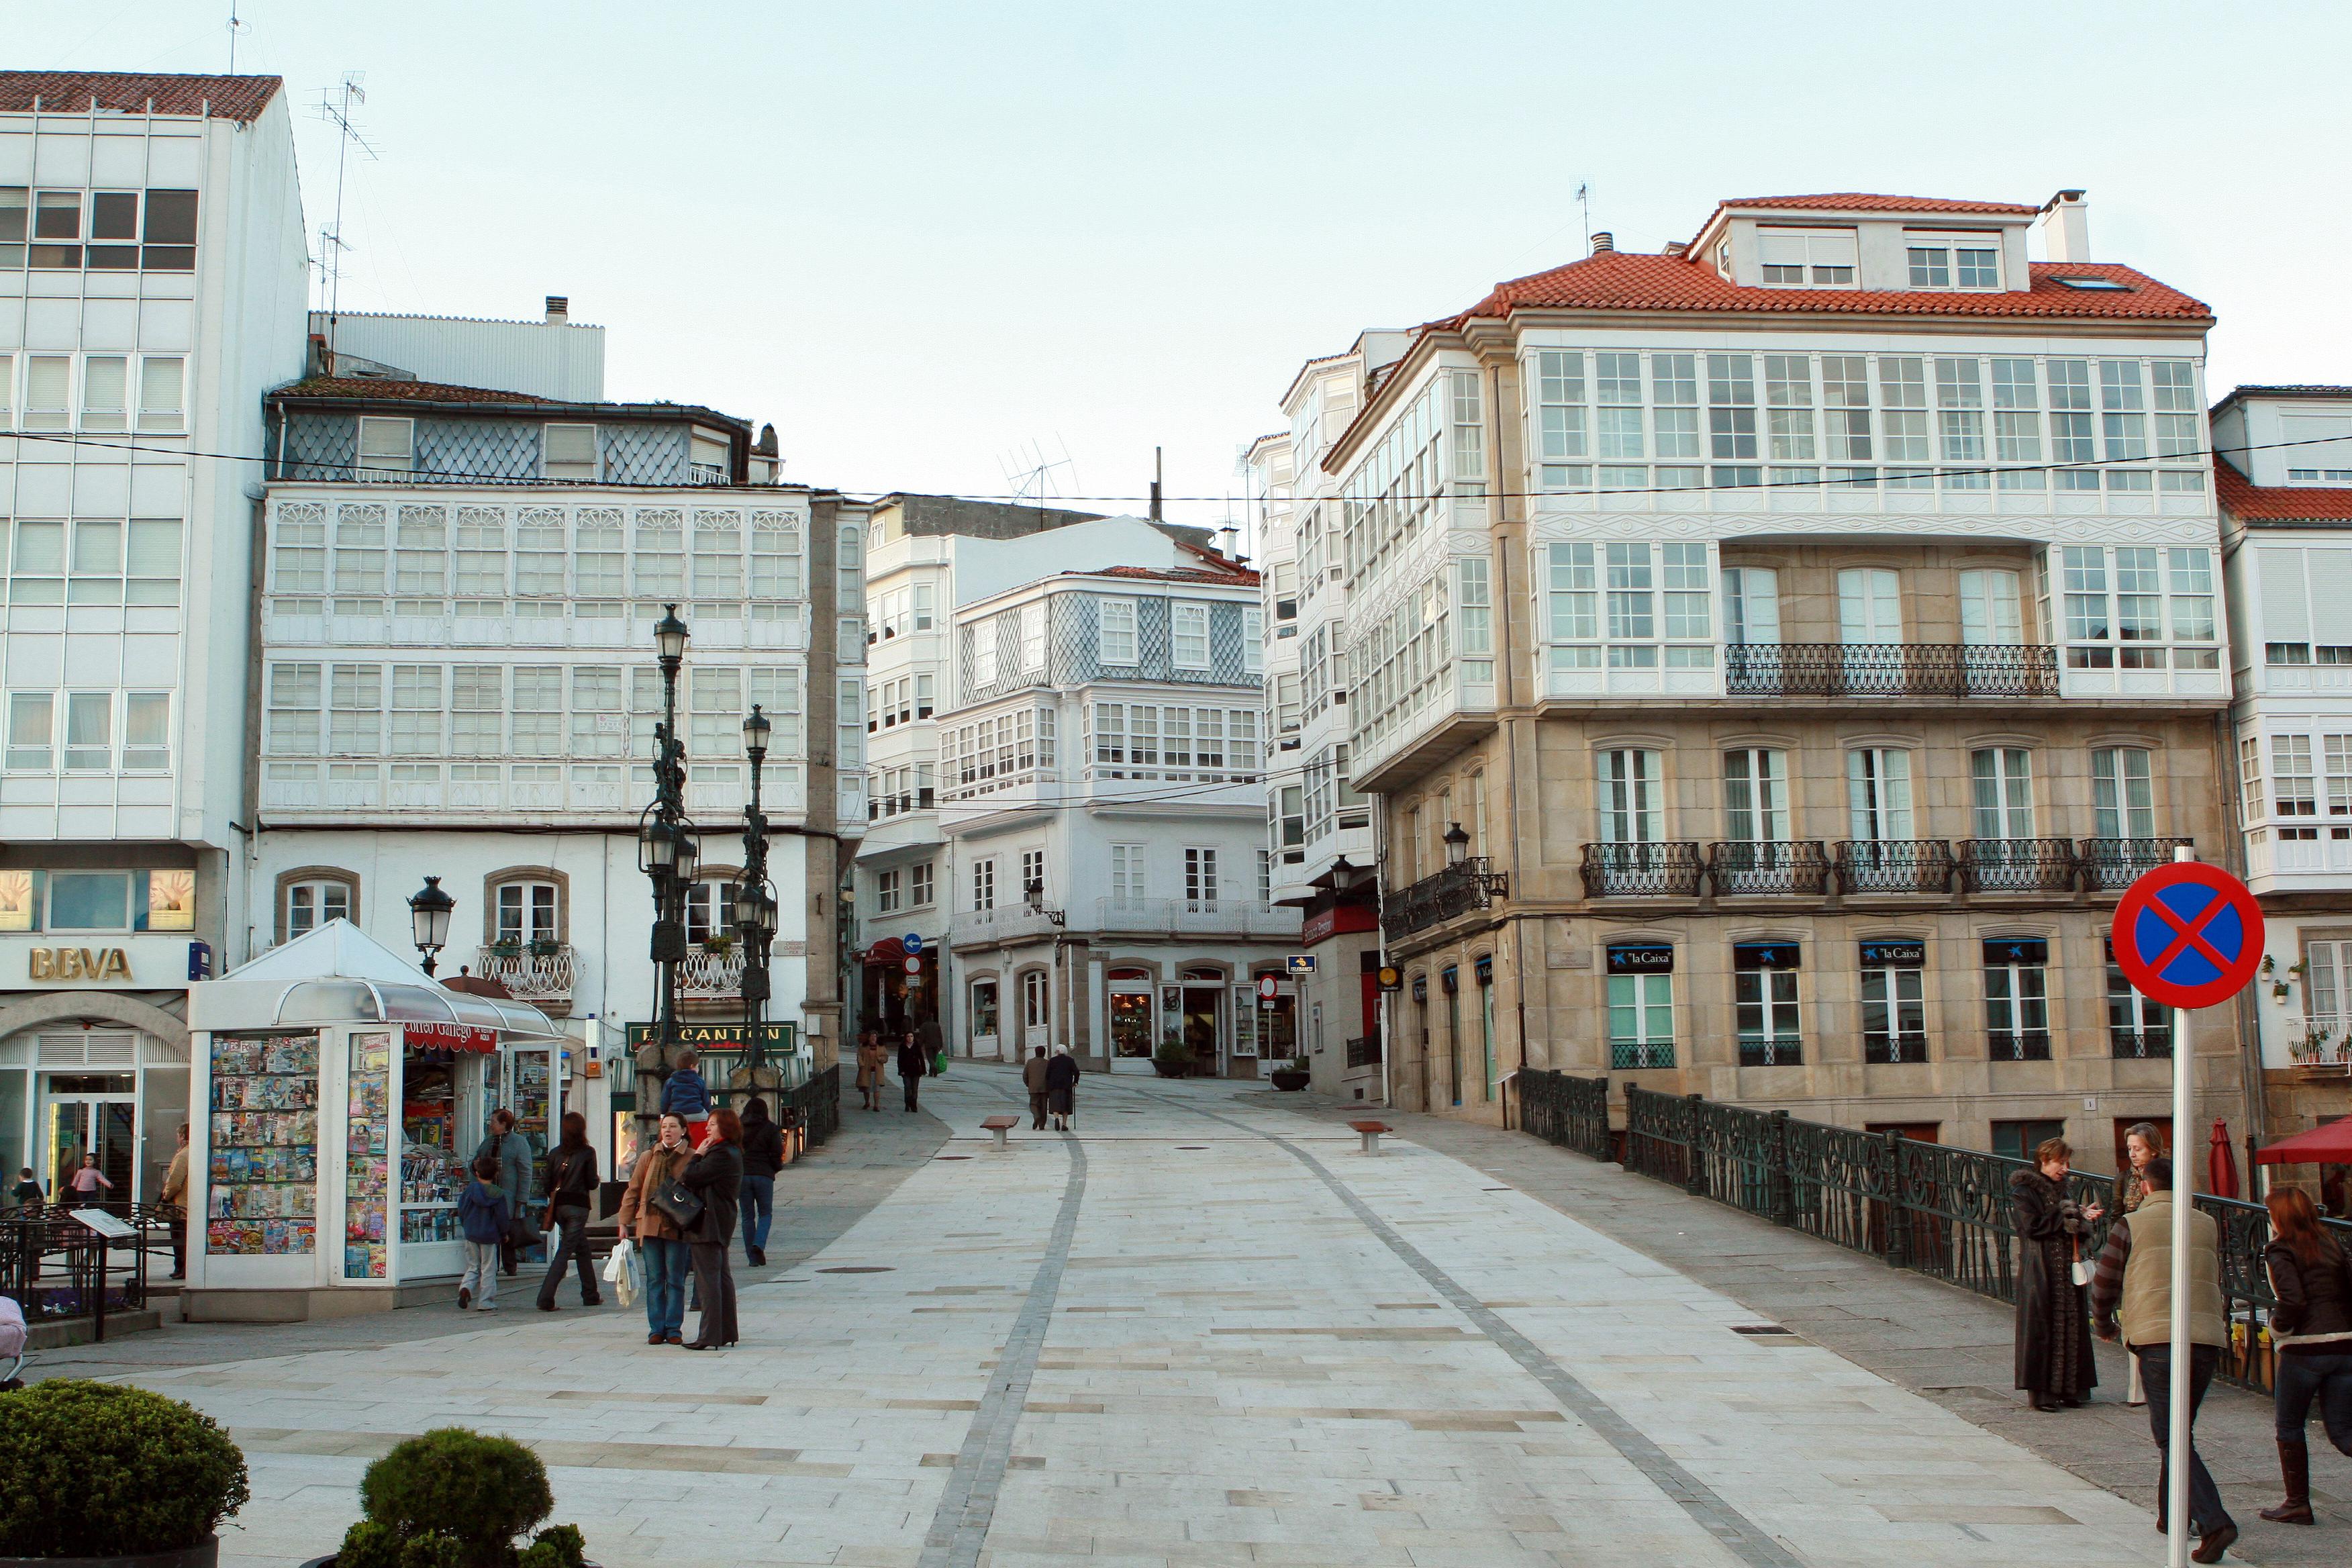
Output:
top-left (603, 1237), bottom-right (640, 1307)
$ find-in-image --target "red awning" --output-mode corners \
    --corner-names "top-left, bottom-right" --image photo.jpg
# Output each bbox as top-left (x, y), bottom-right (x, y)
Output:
top-left (2254, 1118), bottom-right (2352, 1166)
top-left (863, 938), bottom-right (905, 967)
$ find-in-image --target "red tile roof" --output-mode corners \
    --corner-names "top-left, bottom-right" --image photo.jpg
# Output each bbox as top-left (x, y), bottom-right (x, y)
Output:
top-left (1442, 251), bottom-right (2209, 326)
top-left (274, 375), bottom-right (552, 405)
top-left (0, 71), bottom-right (282, 124)
top-left (1715, 193), bottom-right (2041, 216)
top-left (2215, 458), bottom-right (2352, 524)
top-left (1075, 564), bottom-right (1261, 587)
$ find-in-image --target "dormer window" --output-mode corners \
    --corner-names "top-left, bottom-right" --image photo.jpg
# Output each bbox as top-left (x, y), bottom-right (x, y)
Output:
top-left (1757, 228), bottom-right (1857, 288)
top-left (1905, 232), bottom-right (2001, 290)
top-left (542, 422), bottom-right (598, 482)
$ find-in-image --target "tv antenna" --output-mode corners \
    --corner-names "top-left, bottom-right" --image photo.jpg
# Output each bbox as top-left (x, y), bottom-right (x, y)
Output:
top-left (313, 72), bottom-right (378, 364)
top-left (227, 5), bottom-right (250, 74)
top-left (1576, 183), bottom-right (1591, 250)
top-left (999, 438), bottom-right (1077, 525)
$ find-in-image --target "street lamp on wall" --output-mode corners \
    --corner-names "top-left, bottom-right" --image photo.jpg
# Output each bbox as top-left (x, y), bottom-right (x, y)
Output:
top-left (407, 875), bottom-right (454, 977)
top-left (1443, 822), bottom-right (1471, 869)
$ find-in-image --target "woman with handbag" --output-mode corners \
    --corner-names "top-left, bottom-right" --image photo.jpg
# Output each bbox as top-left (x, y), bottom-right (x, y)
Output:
top-left (535, 1112), bottom-right (603, 1312)
top-left (2114, 1122), bottom-right (2167, 1406)
top-left (616, 1112), bottom-right (695, 1345)
top-left (2010, 1136), bottom-right (2104, 1412)
top-left (680, 1107), bottom-right (744, 1351)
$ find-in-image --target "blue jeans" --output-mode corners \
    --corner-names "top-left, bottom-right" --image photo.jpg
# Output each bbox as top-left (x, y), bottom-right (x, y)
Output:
top-left (2138, 1343), bottom-right (2234, 1536)
top-left (742, 1173), bottom-right (775, 1259)
top-left (2275, 1348), bottom-right (2352, 1451)
top-left (640, 1237), bottom-right (690, 1336)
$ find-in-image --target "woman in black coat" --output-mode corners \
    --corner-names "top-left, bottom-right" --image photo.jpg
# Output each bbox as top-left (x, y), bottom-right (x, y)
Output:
top-left (1044, 1048), bottom-right (1079, 1132)
top-left (679, 1107), bottom-right (744, 1350)
top-left (534, 1111), bottom-right (602, 1311)
top-left (2010, 1137), bottom-right (2102, 1411)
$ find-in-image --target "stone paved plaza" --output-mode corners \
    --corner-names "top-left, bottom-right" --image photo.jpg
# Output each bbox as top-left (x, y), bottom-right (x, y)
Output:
top-left (40, 1066), bottom-right (2344, 1566)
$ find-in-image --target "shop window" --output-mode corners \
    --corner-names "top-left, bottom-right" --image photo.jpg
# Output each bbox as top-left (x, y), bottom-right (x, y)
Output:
top-left (971, 979), bottom-right (1000, 1041)
top-left (1983, 937), bottom-right (2051, 1060)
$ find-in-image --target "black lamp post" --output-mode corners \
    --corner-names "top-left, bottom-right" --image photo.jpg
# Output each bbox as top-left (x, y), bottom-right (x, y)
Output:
top-left (407, 875), bottom-right (454, 977)
top-left (637, 605), bottom-right (695, 1099)
top-left (737, 704), bottom-right (777, 1073)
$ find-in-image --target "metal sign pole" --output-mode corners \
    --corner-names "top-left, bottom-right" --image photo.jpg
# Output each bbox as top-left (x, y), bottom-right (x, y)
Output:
top-left (2166, 1001), bottom-right (2192, 1568)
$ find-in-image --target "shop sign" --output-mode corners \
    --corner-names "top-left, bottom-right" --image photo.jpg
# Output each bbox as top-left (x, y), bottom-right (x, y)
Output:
top-left (1859, 940), bottom-right (1925, 969)
top-left (1302, 903), bottom-right (1380, 946)
top-left (407, 1021), bottom-right (499, 1053)
top-left (626, 1022), bottom-right (796, 1052)
top-left (28, 946), bottom-right (131, 981)
top-left (1732, 942), bottom-right (1800, 971)
top-left (1284, 953), bottom-right (1317, 975)
top-left (1606, 942), bottom-right (1674, 974)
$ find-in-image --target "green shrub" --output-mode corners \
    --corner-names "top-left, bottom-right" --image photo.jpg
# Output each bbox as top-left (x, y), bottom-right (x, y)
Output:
top-left (348, 1429), bottom-right (561, 1568)
top-left (0, 1379), bottom-right (250, 1557)
top-left (516, 1526), bottom-right (585, 1568)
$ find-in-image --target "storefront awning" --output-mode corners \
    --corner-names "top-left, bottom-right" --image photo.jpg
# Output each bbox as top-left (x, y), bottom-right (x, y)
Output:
top-left (189, 920), bottom-right (565, 1042)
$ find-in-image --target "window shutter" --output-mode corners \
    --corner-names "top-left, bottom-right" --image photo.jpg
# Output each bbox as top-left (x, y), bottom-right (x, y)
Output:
top-left (2261, 548), bottom-right (2311, 642)
top-left (2310, 551), bottom-right (2352, 646)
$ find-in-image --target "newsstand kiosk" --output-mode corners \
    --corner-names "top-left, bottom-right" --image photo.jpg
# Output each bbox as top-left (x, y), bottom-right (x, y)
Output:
top-left (181, 920), bottom-right (566, 1321)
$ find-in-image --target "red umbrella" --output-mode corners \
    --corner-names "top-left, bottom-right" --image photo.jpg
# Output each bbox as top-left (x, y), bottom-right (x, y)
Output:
top-left (2207, 1118), bottom-right (2239, 1199)
top-left (2253, 1117), bottom-right (2352, 1165)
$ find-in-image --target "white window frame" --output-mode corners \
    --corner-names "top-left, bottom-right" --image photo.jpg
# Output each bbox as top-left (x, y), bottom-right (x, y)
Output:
top-left (356, 416), bottom-right (415, 480)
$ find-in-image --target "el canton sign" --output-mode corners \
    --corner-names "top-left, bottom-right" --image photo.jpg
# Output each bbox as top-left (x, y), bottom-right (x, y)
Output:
top-left (29, 946), bottom-right (131, 981)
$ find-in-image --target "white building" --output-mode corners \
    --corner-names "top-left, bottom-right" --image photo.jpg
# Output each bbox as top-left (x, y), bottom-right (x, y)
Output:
top-left (851, 511), bottom-right (1300, 1071)
top-left (250, 365), bottom-right (861, 1171)
top-left (0, 72), bottom-right (309, 1206)
top-left (2215, 385), bottom-right (2352, 1149)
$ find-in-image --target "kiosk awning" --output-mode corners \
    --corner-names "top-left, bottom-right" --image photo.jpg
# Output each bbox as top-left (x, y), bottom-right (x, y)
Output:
top-left (189, 920), bottom-right (565, 1042)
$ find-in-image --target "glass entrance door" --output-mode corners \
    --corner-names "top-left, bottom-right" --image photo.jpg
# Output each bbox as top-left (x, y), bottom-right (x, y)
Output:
top-left (43, 1077), bottom-right (138, 1210)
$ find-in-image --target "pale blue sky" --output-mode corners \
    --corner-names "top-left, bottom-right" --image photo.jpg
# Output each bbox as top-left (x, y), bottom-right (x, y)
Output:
top-left (12, 1), bottom-right (2351, 527)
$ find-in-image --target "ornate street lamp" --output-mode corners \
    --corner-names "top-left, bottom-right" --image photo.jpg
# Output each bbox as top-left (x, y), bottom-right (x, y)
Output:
top-left (638, 607), bottom-right (695, 1108)
top-left (407, 875), bottom-right (454, 977)
top-left (736, 704), bottom-right (778, 1077)
top-left (1443, 822), bottom-right (1471, 868)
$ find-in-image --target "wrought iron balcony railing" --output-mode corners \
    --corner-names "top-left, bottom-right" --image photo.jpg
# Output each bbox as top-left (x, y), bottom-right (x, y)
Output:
top-left (1724, 642), bottom-right (2061, 698)
top-left (1610, 1038), bottom-right (1676, 1069)
top-left (1737, 1033), bottom-right (1804, 1067)
top-left (1834, 838), bottom-right (1955, 893)
top-left (1381, 856), bottom-right (1508, 938)
top-left (1580, 840), bottom-right (1705, 898)
top-left (2110, 1029), bottom-right (2173, 1060)
top-left (1990, 1029), bottom-right (2053, 1062)
top-left (1958, 837), bottom-right (2079, 893)
top-left (1865, 1031), bottom-right (1931, 1065)
top-left (472, 943), bottom-right (575, 1005)
top-left (679, 946), bottom-right (748, 1000)
top-left (1707, 839), bottom-right (1831, 895)
top-left (2079, 836), bottom-right (2193, 890)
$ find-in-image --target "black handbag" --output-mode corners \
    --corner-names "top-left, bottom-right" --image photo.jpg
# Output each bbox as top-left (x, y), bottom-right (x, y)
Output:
top-left (650, 1177), bottom-right (703, 1231)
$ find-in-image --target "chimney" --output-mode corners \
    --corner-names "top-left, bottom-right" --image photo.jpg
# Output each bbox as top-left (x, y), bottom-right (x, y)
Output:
top-left (1662, 240), bottom-right (1689, 258)
top-left (1589, 230), bottom-right (1615, 256)
top-left (544, 295), bottom-right (569, 324)
top-left (1149, 445), bottom-right (1163, 522)
top-left (2037, 191), bottom-right (2089, 263)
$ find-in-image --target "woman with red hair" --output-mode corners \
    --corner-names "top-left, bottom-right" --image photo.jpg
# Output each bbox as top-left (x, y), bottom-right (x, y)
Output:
top-left (2261, 1185), bottom-right (2352, 1524)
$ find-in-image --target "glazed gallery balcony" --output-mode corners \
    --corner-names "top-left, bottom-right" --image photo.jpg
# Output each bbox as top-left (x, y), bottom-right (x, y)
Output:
top-left (1724, 643), bottom-right (2061, 699)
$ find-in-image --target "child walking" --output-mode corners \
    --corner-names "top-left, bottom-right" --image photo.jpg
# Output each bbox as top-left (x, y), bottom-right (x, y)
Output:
top-left (457, 1153), bottom-right (508, 1312)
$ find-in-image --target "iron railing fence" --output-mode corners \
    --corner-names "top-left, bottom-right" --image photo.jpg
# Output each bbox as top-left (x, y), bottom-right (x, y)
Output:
top-left (0, 1202), bottom-right (167, 1338)
top-left (1534, 1084), bottom-right (2352, 1394)
top-left (1580, 841), bottom-right (1706, 898)
top-left (1723, 642), bottom-right (2061, 699)
top-left (1834, 838), bottom-right (1956, 893)
top-left (1514, 1070), bottom-right (1612, 1161)
top-left (1708, 839), bottom-right (1832, 895)
top-left (2080, 836), bottom-right (2194, 889)
top-left (1957, 837), bottom-right (2081, 893)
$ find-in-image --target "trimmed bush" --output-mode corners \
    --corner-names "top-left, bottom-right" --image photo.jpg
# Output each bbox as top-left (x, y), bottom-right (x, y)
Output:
top-left (340, 1429), bottom-right (577, 1568)
top-left (0, 1379), bottom-right (250, 1558)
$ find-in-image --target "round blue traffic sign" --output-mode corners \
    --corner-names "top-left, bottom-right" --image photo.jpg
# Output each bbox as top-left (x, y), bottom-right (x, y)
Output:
top-left (2110, 860), bottom-right (2263, 1011)
top-left (903, 933), bottom-right (923, 955)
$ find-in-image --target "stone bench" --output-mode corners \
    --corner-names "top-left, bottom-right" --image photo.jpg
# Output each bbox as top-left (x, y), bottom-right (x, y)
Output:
top-left (980, 1114), bottom-right (1020, 1153)
top-left (1349, 1120), bottom-right (1392, 1156)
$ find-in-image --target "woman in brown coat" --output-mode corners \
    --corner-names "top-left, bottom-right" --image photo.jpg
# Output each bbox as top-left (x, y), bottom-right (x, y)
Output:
top-left (2011, 1136), bottom-right (2104, 1411)
top-left (616, 1112), bottom-right (693, 1344)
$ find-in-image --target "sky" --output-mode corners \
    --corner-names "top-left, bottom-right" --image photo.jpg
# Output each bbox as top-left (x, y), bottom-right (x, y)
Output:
top-left (10, 1), bottom-right (2352, 534)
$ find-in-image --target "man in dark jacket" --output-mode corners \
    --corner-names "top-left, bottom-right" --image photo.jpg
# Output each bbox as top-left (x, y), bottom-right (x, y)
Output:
top-left (897, 1031), bottom-right (927, 1112)
top-left (471, 1109), bottom-right (533, 1277)
top-left (916, 1012), bottom-right (946, 1076)
top-left (737, 1097), bottom-right (785, 1267)
top-left (1023, 1047), bottom-right (1051, 1129)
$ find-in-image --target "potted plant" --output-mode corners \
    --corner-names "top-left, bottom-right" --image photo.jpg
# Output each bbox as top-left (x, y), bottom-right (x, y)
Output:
top-left (1152, 1034), bottom-right (1191, 1078)
top-left (0, 1379), bottom-right (250, 1568)
top-left (487, 938), bottom-right (522, 961)
top-left (1269, 1056), bottom-right (1312, 1092)
top-left (313, 1428), bottom-right (590, 1568)
top-left (700, 932), bottom-right (736, 957)
top-left (528, 937), bottom-right (561, 959)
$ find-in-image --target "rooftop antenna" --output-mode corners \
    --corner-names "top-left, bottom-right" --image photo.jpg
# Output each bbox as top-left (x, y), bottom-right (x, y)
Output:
top-left (998, 438), bottom-right (1075, 531)
top-left (1575, 183), bottom-right (1591, 252)
top-left (227, 5), bottom-right (249, 74)
top-left (313, 72), bottom-right (378, 366)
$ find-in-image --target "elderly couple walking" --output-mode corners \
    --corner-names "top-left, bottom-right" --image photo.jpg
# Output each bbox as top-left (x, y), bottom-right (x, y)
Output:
top-left (1022, 1046), bottom-right (1077, 1131)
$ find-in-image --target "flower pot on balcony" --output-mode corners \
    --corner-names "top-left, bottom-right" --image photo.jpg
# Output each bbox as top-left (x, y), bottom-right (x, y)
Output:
top-left (529, 939), bottom-right (561, 959)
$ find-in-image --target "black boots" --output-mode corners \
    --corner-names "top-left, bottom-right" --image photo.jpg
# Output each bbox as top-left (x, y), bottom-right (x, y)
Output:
top-left (2260, 1438), bottom-right (2315, 1525)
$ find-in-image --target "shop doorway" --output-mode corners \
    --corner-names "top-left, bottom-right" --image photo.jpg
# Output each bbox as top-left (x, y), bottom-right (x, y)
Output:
top-left (1108, 969), bottom-right (1154, 1069)
top-left (1181, 970), bottom-right (1223, 1073)
top-left (44, 1073), bottom-right (137, 1210)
